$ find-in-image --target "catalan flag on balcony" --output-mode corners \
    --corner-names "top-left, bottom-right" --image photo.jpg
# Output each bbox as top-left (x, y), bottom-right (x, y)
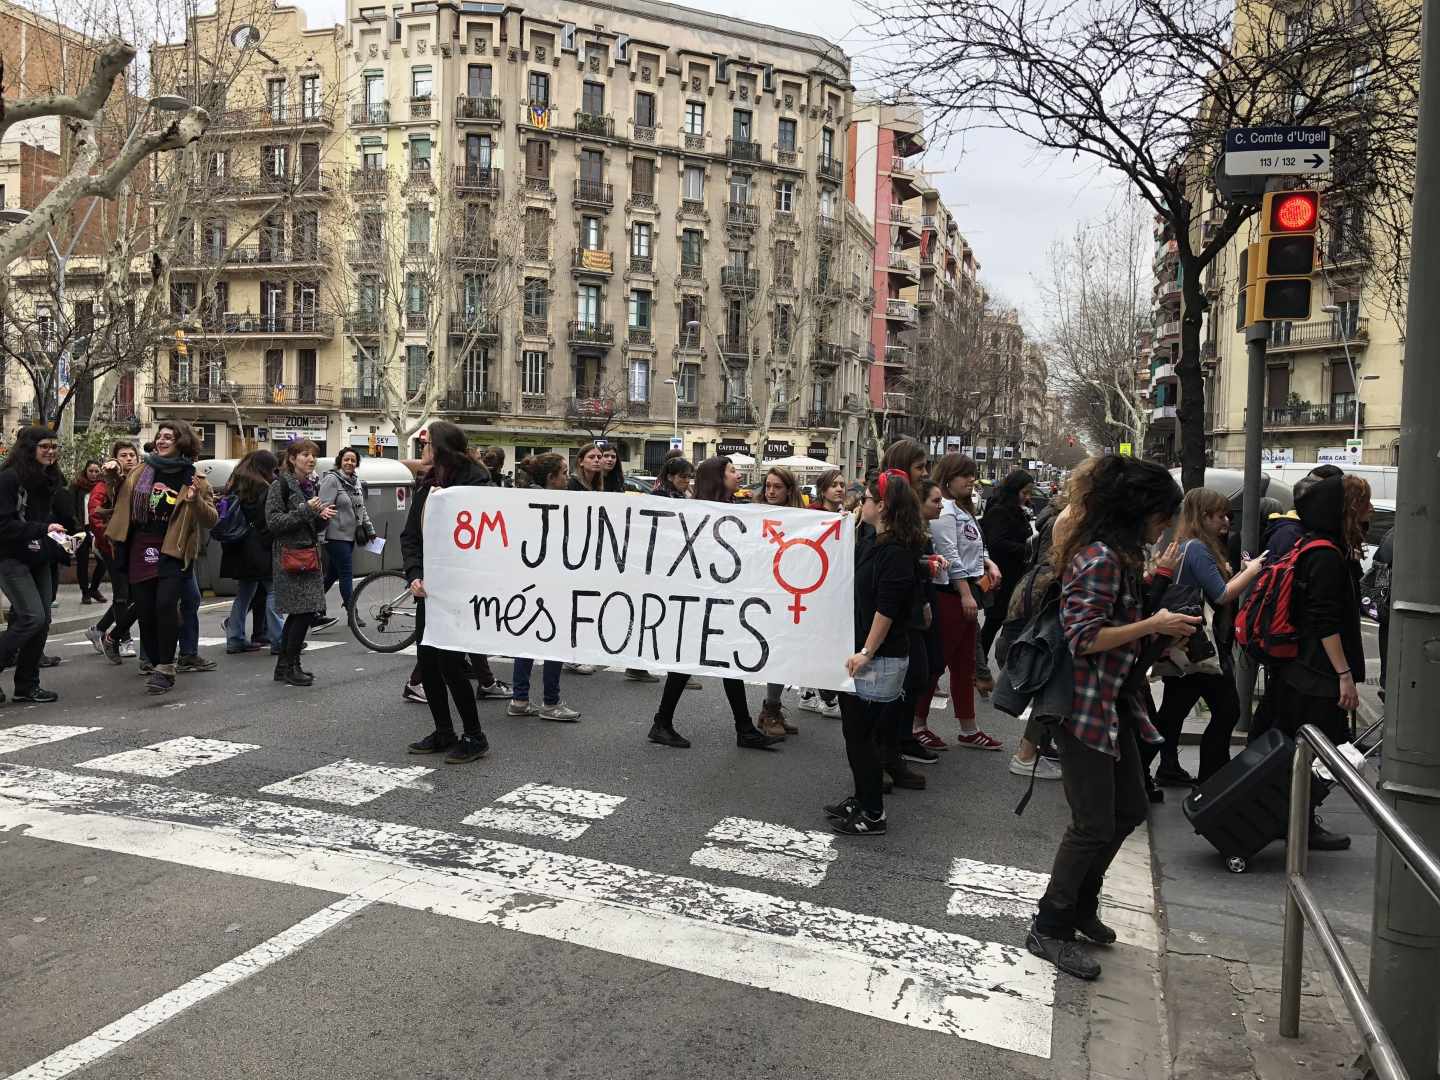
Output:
top-left (528, 104), bottom-right (550, 129)
top-left (580, 250), bottom-right (613, 272)
top-left (272, 383), bottom-right (286, 404)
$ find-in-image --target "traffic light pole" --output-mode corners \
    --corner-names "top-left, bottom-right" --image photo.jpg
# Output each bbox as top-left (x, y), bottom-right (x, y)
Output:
top-left (1240, 320), bottom-right (1268, 558)
top-left (1367, 0), bottom-right (1440, 1063)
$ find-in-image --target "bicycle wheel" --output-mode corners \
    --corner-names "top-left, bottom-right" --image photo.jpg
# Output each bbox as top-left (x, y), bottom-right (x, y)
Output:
top-left (349, 570), bottom-right (419, 652)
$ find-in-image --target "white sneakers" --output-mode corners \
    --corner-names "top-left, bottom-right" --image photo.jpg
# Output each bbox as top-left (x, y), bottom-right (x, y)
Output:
top-left (1009, 753), bottom-right (1062, 780)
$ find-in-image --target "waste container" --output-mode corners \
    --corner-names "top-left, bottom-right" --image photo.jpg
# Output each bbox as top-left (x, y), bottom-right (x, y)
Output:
top-left (195, 457), bottom-right (415, 595)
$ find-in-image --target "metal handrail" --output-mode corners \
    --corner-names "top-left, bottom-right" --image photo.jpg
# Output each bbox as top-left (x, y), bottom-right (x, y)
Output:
top-left (1281, 724), bottom-right (1440, 1079)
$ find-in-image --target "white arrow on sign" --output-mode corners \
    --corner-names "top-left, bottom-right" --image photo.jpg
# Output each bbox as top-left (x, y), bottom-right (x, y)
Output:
top-left (1224, 147), bottom-right (1331, 176)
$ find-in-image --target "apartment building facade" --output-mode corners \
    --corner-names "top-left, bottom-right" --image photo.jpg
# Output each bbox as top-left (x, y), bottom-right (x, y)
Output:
top-left (336, 0), bottom-right (868, 474)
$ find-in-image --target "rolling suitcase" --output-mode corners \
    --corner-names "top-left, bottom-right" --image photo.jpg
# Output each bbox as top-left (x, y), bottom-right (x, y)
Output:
top-left (1182, 727), bottom-right (1303, 873)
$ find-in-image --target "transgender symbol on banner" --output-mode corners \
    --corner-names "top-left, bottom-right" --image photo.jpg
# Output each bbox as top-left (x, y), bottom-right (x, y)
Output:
top-left (762, 517), bottom-right (843, 623)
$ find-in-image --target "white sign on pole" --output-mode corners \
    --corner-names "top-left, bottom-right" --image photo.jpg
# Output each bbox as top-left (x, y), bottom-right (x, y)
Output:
top-left (1262, 447), bottom-right (1294, 465)
top-left (1223, 126), bottom-right (1332, 176)
top-left (421, 488), bottom-right (856, 690)
top-left (1316, 446), bottom-right (1358, 465)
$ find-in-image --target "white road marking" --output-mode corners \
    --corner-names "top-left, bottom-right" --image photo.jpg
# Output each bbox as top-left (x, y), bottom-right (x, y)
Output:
top-left (689, 816), bottom-right (838, 889)
top-left (258, 759), bottom-right (434, 806)
top-left (945, 826), bottom-right (1160, 952)
top-left (0, 764), bottom-right (1056, 1057)
top-left (4, 889), bottom-right (389, 1080)
top-left (0, 725), bottom-right (100, 756)
top-left (464, 782), bottom-right (626, 841)
top-left (77, 737), bottom-right (260, 778)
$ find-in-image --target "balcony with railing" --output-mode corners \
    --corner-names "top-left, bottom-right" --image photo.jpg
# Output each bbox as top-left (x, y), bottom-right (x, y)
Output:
top-left (571, 247), bottom-right (614, 275)
top-left (345, 240), bottom-right (384, 265)
top-left (677, 402), bottom-right (700, 420)
top-left (454, 165), bottom-right (502, 196)
top-left (342, 387), bottom-right (383, 410)
top-left (633, 124), bottom-right (656, 144)
top-left (884, 299), bottom-right (918, 323)
top-left (453, 235), bottom-right (500, 267)
top-left (627, 324), bottom-right (653, 346)
top-left (717, 402), bottom-right (756, 425)
top-left (567, 320), bottom-right (615, 346)
top-left (677, 259), bottom-right (704, 284)
top-left (1255, 401), bottom-right (1365, 430)
top-left (573, 111), bottom-right (615, 137)
top-left (885, 251), bottom-right (918, 278)
top-left (409, 96), bottom-right (433, 120)
top-left (816, 213), bottom-right (839, 239)
top-left (624, 399), bottom-right (650, 418)
top-left (343, 310), bottom-right (382, 335)
top-left (882, 391), bottom-right (911, 415)
top-left (1154, 319), bottom-right (1181, 343)
top-left (523, 173), bottom-right (554, 197)
top-left (350, 101), bottom-right (389, 126)
top-left (521, 394), bottom-right (549, 414)
top-left (405, 311), bottom-right (427, 331)
top-left (720, 266), bottom-right (759, 293)
top-left (404, 165), bottom-right (435, 190)
top-left (171, 241), bottom-right (330, 270)
top-left (627, 190), bottom-right (657, 211)
top-left (884, 343), bottom-right (913, 366)
top-left (455, 95), bottom-right (502, 122)
top-left (726, 137), bottom-right (763, 163)
top-left (679, 198), bottom-right (708, 221)
top-left (448, 310), bottom-right (500, 338)
top-left (350, 167), bottom-right (388, 194)
top-left (625, 253), bottom-right (654, 276)
top-left (805, 408), bottom-right (839, 429)
top-left (186, 312), bottom-right (335, 339)
top-left (521, 315), bottom-right (550, 338)
top-left (573, 178), bottom-right (614, 208)
top-left (440, 390), bottom-right (502, 414)
top-left (209, 103), bottom-right (335, 133)
top-left (682, 131), bottom-right (707, 152)
top-left (817, 154), bottom-right (843, 181)
top-left (519, 103), bottom-right (556, 129)
top-left (725, 202), bottom-right (758, 229)
top-left (147, 380), bottom-right (334, 407)
top-left (916, 285), bottom-right (937, 308)
top-left (718, 335), bottom-right (749, 357)
top-left (1267, 318), bottom-right (1370, 352)
top-left (567, 391), bottom-right (619, 420)
top-left (813, 342), bottom-right (844, 367)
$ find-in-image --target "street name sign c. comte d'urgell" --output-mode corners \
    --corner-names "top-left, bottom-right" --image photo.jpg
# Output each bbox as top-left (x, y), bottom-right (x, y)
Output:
top-left (1224, 126), bottom-right (1332, 176)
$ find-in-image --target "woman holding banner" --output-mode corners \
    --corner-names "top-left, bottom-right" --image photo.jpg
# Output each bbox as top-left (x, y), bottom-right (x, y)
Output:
top-left (754, 465), bottom-right (804, 737)
top-left (403, 421), bottom-right (494, 764)
top-left (563, 441), bottom-right (608, 676)
top-left (647, 456), bottom-right (784, 751)
top-left (825, 469), bottom-right (927, 836)
top-left (505, 453), bottom-right (581, 722)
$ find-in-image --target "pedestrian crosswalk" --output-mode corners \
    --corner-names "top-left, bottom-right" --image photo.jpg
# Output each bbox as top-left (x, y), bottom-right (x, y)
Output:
top-left (78, 736), bottom-right (260, 778)
top-left (462, 782), bottom-right (626, 840)
top-left (690, 816), bottom-right (839, 888)
top-left (258, 759), bottom-right (435, 806)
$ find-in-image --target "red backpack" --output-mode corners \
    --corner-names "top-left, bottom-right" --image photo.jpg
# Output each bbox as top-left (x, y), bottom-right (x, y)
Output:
top-left (1234, 536), bottom-right (1338, 662)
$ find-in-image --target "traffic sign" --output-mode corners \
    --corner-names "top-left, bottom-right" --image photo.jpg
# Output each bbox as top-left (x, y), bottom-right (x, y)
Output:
top-left (1224, 126), bottom-right (1331, 176)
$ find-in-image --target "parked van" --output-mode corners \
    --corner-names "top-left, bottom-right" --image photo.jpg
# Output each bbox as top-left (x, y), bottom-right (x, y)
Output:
top-left (1263, 462), bottom-right (1398, 500)
top-left (193, 457), bottom-right (415, 594)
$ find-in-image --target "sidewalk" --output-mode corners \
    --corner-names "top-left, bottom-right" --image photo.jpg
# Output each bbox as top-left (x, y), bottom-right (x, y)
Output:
top-left (1148, 736), bottom-right (1378, 1079)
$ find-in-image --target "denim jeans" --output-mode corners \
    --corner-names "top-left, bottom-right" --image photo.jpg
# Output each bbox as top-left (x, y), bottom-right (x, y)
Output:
top-left (323, 539), bottom-right (355, 608)
top-left (179, 568), bottom-right (201, 657)
top-left (0, 558), bottom-right (53, 692)
top-left (229, 579), bottom-right (284, 649)
top-left (511, 657), bottom-right (561, 706)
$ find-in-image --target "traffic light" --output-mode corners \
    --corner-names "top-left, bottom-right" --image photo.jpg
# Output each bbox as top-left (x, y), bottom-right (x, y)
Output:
top-left (174, 329), bottom-right (188, 358)
top-left (1253, 189), bottom-right (1319, 322)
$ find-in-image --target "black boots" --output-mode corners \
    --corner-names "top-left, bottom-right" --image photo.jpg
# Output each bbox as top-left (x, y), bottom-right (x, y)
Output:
top-left (274, 649), bottom-right (313, 686)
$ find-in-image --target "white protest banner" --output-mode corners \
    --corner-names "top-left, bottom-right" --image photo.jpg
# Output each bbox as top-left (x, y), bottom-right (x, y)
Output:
top-left (421, 488), bottom-right (856, 690)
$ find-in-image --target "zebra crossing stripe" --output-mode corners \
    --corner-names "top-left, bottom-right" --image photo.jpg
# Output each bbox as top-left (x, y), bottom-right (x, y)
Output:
top-left (78, 737), bottom-right (260, 778)
top-left (0, 763), bottom-right (1056, 1057)
top-left (463, 783), bottom-right (626, 841)
top-left (689, 816), bottom-right (839, 889)
top-left (0, 725), bottom-right (100, 756)
top-left (258, 759), bottom-right (434, 806)
top-left (946, 857), bottom-right (1048, 920)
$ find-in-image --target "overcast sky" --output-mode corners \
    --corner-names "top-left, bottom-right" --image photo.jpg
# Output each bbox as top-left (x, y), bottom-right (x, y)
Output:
top-left (303, 0), bottom-right (1134, 329)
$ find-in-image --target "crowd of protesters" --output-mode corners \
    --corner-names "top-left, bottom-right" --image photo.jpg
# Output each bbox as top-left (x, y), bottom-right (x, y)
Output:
top-left (2, 425), bottom-right (1379, 988)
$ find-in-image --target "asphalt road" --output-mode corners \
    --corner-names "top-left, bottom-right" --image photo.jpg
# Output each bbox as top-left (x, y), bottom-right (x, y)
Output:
top-left (1, 602), bottom-right (1099, 1080)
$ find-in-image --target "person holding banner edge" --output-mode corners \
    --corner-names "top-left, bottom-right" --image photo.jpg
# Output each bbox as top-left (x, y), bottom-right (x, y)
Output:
top-left (403, 421), bottom-right (494, 763)
top-left (825, 469), bottom-right (927, 836)
top-left (647, 456), bottom-right (783, 751)
top-left (754, 465), bottom-right (805, 737)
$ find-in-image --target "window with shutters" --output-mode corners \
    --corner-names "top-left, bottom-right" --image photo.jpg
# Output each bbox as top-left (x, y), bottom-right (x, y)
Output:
top-left (778, 118), bottom-right (797, 152)
top-left (528, 71), bottom-right (550, 106)
top-left (407, 345), bottom-right (427, 394)
top-left (631, 222), bottom-right (652, 258)
top-left (628, 290), bottom-right (652, 330)
top-left (774, 180), bottom-right (794, 213)
top-left (629, 358), bottom-right (650, 402)
top-left (582, 81), bottom-right (605, 116)
top-left (683, 165), bottom-right (704, 201)
top-left (632, 157), bottom-right (654, 195)
top-left (524, 278), bottom-right (549, 318)
top-left (635, 91), bottom-right (655, 128)
top-left (684, 102), bottom-right (705, 136)
top-left (522, 351), bottom-right (548, 395)
top-left (681, 229), bottom-right (703, 270)
top-left (525, 140), bottom-right (550, 179)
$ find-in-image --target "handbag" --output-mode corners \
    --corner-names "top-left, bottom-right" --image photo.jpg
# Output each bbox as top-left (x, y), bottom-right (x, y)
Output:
top-left (280, 545), bottom-right (320, 574)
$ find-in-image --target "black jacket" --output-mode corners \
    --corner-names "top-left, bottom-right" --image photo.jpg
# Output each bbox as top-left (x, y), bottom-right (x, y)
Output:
top-left (853, 523), bottom-right (920, 657)
top-left (0, 469), bottom-right (75, 564)
top-left (218, 491), bottom-right (274, 581)
top-left (401, 458), bottom-right (490, 584)
top-left (1280, 475), bottom-right (1365, 696)
top-left (982, 500), bottom-right (1031, 580)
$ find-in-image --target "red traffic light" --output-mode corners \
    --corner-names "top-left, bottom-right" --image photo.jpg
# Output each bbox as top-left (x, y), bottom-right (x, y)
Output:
top-left (1270, 191), bottom-right (1318, 232)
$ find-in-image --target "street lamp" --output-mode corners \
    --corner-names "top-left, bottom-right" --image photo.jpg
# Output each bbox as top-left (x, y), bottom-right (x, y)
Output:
top-left (1321, 302), bottom-right (1365, 441)
top-left (663, 377), bottom-right (679, 441)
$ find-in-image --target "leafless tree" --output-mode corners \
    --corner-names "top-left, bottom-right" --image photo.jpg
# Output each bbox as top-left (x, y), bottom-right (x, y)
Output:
top-left (865, 0), bottom-right (1420, 489)
top-left (897, 274), bottom-right (989, 441)
top-left (326, 152), bottom-right (528, 448)
top-left (1040, 205), bottom-right (1151, 452)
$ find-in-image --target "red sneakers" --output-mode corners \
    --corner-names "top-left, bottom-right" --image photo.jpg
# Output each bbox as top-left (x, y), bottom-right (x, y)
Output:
top-left (954, 729), bottom-right (1004, 751)
top-left (913, 727), bottom-right (949, 751)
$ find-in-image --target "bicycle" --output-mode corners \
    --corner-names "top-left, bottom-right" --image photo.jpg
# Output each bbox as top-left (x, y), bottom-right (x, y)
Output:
top-left (348, 569), bottom-right (418, 652)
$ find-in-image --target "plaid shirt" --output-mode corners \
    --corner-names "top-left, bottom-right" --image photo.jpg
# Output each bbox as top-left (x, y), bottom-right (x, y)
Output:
top-left (1061, 542), bottom-right (1162, 758)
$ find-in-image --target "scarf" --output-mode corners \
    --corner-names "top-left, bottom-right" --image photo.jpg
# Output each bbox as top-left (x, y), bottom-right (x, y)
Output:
top-left (328, 467), bottom-right (362, 499)
top-left (131, 453), bottom-right (196, 528)
top-left (294, 470), bottom-right (318, 500)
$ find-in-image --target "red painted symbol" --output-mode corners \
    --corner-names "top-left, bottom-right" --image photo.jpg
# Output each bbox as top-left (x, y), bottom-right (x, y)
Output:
top-left (762, 517), bottom-right (843, 624)
top-left (453, 509), bottom-right (509, 550)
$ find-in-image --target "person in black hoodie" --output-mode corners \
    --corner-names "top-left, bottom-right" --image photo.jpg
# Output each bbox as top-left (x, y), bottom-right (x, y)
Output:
top-left (220, 450), bottom-right (282, 654)
top-left (403, 420), bottom-right (493, 763)
top-left (0, 426), bottom-right (77, 703)
top-left (1271, 472), bottom-right (1370, 851)
top-left (980, 469), bottom-right (1035, 668)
